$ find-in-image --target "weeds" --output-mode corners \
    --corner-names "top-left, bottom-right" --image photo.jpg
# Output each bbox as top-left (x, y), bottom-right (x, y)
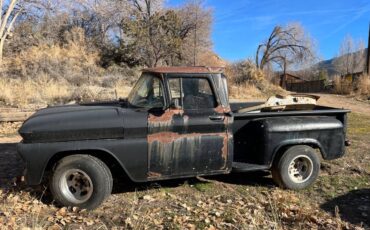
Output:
top-left (0, 75), bottom-right (133, 108)
top-left (193, 182), bottom-right (213, 192)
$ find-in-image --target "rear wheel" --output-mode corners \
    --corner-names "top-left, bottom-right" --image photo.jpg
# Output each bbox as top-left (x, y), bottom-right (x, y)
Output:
top-left (50, 155), bottom-right (113, 210)
top-left (272, 145), bottom-right (320, 190)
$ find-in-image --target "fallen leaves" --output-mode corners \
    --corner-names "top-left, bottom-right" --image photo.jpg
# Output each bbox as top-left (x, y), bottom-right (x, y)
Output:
top-left (0, 178), bottom-right (367, 229)
top-left (0, 187), bottom-right (107, 229)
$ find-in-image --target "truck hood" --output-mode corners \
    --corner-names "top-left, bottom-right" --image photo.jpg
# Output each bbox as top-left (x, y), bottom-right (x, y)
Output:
top-left (19, 104), bottom-right (126, 143)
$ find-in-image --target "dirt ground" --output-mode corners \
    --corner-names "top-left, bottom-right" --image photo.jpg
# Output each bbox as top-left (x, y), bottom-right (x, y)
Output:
top-left (0, 94), bottom-right (369, 229)
top-left (317, 93), bottom-right (370, 116)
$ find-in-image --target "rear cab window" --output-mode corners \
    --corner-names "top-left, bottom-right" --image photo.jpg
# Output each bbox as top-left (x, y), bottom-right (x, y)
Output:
top-left (168, 77), bottom-right (217, 110)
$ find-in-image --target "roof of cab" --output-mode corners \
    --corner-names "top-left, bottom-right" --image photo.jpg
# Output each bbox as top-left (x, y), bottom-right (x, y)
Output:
top-left (142, 66), bottom-right (224, 74)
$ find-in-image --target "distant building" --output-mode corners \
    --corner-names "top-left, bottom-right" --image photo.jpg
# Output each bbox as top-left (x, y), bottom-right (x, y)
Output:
top-left (273, 73), bottom-right (307, 88)
top-left (274, 73), bottom-right (325, 92)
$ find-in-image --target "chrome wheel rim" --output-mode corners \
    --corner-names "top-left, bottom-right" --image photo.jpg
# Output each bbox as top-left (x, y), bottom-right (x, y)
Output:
top-left (288, 155), bottom-right (313, 183)
top-left (59, 169), bottom-right (93, 204)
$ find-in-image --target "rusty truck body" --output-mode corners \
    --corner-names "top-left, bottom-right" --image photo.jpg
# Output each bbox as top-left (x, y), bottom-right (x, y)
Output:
top-left (17, 66), bottom-right (350, 209)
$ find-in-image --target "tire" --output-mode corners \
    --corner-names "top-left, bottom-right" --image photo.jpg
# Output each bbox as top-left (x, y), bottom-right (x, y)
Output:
top-left (50, 154), bottom-right (113, 210)
top-left (272, 145), bottom-right (320, 190)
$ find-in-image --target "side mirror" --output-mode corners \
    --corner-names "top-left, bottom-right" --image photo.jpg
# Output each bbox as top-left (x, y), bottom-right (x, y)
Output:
top-left (170, 98), bottom-right (181, 109)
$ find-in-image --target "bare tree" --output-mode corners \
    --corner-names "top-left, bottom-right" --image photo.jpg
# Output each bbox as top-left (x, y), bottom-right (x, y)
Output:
top-left (0, 0), bottom-right (24, 64)
top-left (120, 0), bottom-right (205, 67)
top-left (176, 0), bottom-right (213, 66)
top-left (71, 0), bottom-right (129, 45)
top-left (334, 35), bottom-right (365, 76)
top-left (255, 23), bottom-right (315, 85)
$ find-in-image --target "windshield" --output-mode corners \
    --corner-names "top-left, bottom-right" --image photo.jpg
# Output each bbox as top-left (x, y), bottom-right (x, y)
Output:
top-left (128, 74), bottom-right (165, 109)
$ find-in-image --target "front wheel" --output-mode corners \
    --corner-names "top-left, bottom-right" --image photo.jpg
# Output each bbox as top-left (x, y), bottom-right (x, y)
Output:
top-left (50, 155), bottom-right (113, 210)
top-left (272, 145), bottom-right (320, 190)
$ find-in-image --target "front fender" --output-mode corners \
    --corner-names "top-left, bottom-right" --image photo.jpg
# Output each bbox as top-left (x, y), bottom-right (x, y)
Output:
top-left (18, 138), bottom-right (148, 185)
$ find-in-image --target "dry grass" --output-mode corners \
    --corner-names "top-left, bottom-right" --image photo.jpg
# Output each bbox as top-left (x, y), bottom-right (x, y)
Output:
top-left (333, 76), bottom-right (352, 95)
top-left (229, 83), bottom-right (265, 100)
top-left (2, 28), bottom-right (103, 83)
top-left (226, 60), bottom-right (287, 100)
top-left (0, 59), bottom-right (282, 108)
top-left (0, 27), bottom-right (137, 108)
top-left (0, 77), bottom-right (71, 108)
top-left (332, 74), bottom-right (370, 99)
top-left (0, 77), bottom-right (133, 108)
top-left (356, 75), bottom-right (370, 97)
top-left (0, 38), bottom-right (283, 108)
top-left (228, 80), bottom-right (286, 101)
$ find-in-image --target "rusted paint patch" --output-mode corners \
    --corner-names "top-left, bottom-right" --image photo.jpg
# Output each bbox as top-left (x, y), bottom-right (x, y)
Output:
top-left (148, 109), bottom-right (183, 123)
top-left (214, 105), bottom-right (224, 113)
top-left (148, 131), bottom-right (183, 143)
top-left (148, 109), bottom-right (183, 133)
top-left (214, 105), bottom-right (231, 114)
top-left (143, 66), bottom-right (224, 74)
top-left (147, 107), bottom-right (231, 178)
top-left (221, 132), bottom-right (228, 162)
top-left (148, 131), bottom-right (229, 177)
top-left (148, 132), bottom-right (225, 144)
top-left (147, 171), bottom-right (162, 178)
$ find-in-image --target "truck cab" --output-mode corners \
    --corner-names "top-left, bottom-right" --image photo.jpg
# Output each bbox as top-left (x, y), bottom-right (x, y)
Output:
top-left (130, 67), bottom-right (233, 179)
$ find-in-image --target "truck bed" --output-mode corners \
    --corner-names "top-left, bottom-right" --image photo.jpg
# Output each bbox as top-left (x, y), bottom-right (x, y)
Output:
top-left (230, 101), bottom-right (350, 167)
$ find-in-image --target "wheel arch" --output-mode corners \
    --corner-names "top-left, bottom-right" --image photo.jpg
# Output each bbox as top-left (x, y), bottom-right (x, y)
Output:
top-left (271, 139), bottom-right (326, 166)
top-left (44, 148), bottom-right (134, 183)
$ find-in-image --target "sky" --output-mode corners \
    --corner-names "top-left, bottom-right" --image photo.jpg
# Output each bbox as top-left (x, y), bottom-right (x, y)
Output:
top-left (167, 0), bottom-right (370, 62)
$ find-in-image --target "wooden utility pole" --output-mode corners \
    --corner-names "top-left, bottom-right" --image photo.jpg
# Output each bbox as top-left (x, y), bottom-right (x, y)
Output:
top-left (366, 23), bottom-right (370, 75)
top-left (193, 4), bottom-right (198, 66)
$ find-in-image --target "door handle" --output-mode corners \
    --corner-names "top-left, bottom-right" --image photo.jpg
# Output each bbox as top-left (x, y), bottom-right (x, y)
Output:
top-left (209, 115), bottom-right (225, 121)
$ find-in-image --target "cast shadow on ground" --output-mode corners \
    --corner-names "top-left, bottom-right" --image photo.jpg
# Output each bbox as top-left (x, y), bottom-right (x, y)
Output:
top-left (111, 170), bottom-right (274, 195)
top-left (0, 143), bottom-right (24, 187)
top-left (320, 189), bottom-right (370, 228)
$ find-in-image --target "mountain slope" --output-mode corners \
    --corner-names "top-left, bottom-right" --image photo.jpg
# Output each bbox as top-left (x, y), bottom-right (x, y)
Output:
top-left (315, 48), bottom-right (368, 77)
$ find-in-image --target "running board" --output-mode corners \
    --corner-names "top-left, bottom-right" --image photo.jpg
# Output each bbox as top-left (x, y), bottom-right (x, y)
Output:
top-left (232, 162), bottom-right (270, 172)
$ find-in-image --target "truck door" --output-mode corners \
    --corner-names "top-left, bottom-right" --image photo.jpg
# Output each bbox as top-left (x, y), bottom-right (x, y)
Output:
top-left (148, 76), bottom-right (231, 179)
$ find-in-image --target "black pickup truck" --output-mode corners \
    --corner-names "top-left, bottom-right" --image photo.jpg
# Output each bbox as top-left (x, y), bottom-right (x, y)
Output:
top-left (18, 66), bottom-right (350, 209)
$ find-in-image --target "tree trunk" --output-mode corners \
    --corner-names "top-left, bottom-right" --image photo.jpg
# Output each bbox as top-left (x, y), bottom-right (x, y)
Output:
top-left (0, 37), bottom-right (5, 66)
top-left (366, 23), bottom-right (370, 75)
top-left (280, 59), bottom-right (287, 88)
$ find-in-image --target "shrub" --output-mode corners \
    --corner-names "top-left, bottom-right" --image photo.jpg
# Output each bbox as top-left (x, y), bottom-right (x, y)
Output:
top-left (355, 75), bottom-right (370, 97)
top-left (1, 27), bottom-right (103, 85)
top-left (226, 60), bottom-right (286, 99)
top-left (333, 76), bottom-right (352, 95)
top-left (227, 60), bottom-right (265, 86)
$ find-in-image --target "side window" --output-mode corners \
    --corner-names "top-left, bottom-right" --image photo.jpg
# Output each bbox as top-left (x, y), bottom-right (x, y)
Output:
top-left (168, 77), bottom-right (216, 110)
top-left (198, 78), bottom-right (214, 96)
top-left (168, 78), bottom-right (182, 107)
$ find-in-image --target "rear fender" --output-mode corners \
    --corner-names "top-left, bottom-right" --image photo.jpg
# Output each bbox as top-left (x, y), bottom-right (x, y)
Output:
top-left (271, 138), bottom-right (325, 165)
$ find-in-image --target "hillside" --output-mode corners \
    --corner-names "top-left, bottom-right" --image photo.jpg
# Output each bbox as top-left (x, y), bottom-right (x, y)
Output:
top-left (315, 48), bottom-right (368, 78)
